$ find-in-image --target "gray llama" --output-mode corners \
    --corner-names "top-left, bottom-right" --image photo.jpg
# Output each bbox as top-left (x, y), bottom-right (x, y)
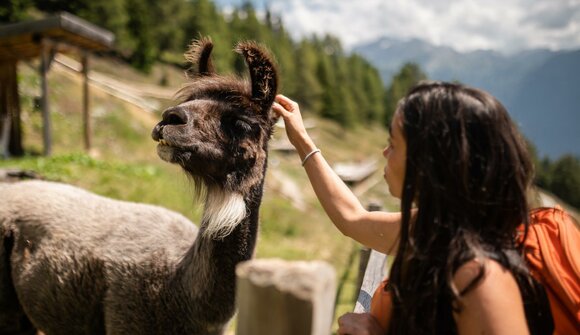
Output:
top-left (0, 37), bottom-right (279, 335)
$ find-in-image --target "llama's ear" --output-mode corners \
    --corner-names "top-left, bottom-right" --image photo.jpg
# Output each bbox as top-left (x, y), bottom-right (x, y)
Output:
top-left (185, 36), bottom-right (215, 77)
top-left (268, 109), bottom-right (281, 130)
top-left (235, 41), bottom-right (278, 112)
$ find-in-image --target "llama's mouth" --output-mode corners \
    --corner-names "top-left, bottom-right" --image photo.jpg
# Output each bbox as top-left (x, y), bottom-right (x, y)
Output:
top-left (157, 142), bottom-right (175, 162)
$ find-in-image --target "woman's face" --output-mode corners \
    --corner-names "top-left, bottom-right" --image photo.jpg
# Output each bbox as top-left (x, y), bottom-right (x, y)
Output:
top-left (383, 110), bottom-right (407, 199)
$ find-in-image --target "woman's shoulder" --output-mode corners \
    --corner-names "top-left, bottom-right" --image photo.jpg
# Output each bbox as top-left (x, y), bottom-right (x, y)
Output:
top-left (453, 257), bottom-right (519, 295)
top-left (452, 258), bottom-right (530, 334)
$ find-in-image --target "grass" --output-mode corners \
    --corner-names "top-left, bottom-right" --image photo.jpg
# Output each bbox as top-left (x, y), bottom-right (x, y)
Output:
top-left (0, 153), bottom-right (203, 222)
top-left (4, 57), bottom-right (395, 333)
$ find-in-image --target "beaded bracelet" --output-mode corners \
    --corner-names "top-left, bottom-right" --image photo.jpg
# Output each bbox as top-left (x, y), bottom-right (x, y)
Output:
top-left (301, 149), bottom-right (321, 166)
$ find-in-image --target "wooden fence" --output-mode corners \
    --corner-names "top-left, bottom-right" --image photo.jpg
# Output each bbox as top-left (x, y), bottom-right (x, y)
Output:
top-left (235, 253), bottom-right (389, 334)
top-left (235, 204), bottom-right (390, 334)
top-left (236, 259), bottom-right (337, 335)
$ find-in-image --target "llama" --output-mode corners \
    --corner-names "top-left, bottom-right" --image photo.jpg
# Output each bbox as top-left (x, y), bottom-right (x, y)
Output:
top-left (0, 37), bottom-right (278, 335)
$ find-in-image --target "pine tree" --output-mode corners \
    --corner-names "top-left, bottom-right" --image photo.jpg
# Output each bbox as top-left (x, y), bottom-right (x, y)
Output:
top-left (81, 0), bottom-right (132, 54)
top-left (125, 0), bottom-right (156, 72)
top-left (293, 39), bottom-right (324, 114)
top-left (345, 55), bottom-right (369, 124)
top-left (184, 0), bottom-right (233, 73)
top-left (271, 26), bottom-right (298, 98)
top-left (148, 0), bottom-right (188, 55)
top-left (384, 62), bottom-right (427, 125)
top-left (544, 155), bottom-right (580, 208)
top-left (0, 0), bottom-right (32, 22)
top-left (362, 63), bottom-right (385, 124)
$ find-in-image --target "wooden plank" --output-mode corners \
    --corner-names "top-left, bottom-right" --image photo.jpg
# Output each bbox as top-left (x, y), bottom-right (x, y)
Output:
top-left (0, 61), bottom-right (23, 157)
top-left (354, 250), bottom-right (388, 313)
top-left (81, 52), bottom-right (91, 152)
top-left (354, 203), bottom-right (384, 301)
top-left (0, 62), bottom-right (13, 158)
top-left (355, 247), bottom-right (371, 301)
top-left (40, 41), bottom-right (52, 156)
top-left (236, 259), bottom-right (336, 335)
top-left (0, 112), bottom-right (9, 158)
top-left (0, 13), bottom-right (114, 49)
top-left (0, 13), bottom-right (114, 62)
top-left (333, 160), bottom-right (378, 184)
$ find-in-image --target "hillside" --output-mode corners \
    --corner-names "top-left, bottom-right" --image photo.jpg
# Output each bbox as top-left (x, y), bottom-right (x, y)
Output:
top-left (2, 52), bottom-right (578, 333)
top-left (0, 53), bottom-right (395, 330)
top-left (354, 37), bottom-right (580, 159)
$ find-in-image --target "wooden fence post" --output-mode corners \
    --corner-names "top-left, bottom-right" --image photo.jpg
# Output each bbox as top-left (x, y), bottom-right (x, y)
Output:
top-left (236, 259), bottom-right (336, 335)
top-left (81, 51), bottom-right (91, 152)
top-left (356, 246), bottom-right (371, 300)
top-left (355, 202), bottom-right (383, 302)
top-left (40, 41), bottom-right (53, 156)
top-left (0, 60), bottom-right (23, 157)
top-left (354, 249), bottom-right (388, 313)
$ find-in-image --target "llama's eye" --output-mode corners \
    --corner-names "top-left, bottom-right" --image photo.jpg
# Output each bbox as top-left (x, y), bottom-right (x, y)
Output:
top-left (221, 115), bottom-right (258, 138)
top-left (235, 119), bottom-right (253, 133)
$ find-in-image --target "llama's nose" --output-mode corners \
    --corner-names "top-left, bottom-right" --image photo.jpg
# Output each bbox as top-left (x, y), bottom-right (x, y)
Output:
top-left (151, 124), bottom-right (163, 141)
top-left (162, 107), bottom-right (188, 126)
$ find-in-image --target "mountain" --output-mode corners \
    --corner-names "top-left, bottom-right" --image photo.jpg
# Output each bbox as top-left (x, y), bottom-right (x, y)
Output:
top-left (353, 37), bottom-right (580, 159)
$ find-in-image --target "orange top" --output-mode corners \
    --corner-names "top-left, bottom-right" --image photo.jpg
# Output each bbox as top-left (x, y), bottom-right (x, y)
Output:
top-left (520, 207), bottom-right (580, 335)
top-left (370, 279), bottom-right (393, 333)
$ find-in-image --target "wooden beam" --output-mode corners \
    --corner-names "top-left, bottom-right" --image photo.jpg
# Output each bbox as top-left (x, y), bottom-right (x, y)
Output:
top-left (0, 60), bottom-right (23, 157)
top-left (354, 203), bottom-right (385, 306)
top-left (81, 51), bottom-right (91, 152)
top-left (0, 12), bottom-right (115, 66)
top-left (43, 37), bottom-right (82, 59)
top-left (0, 63), bottom-right (12, 158)
top-left (0, 105), bottom-right (10, 158)
top-left (40, 40), bottom-right (52, 156)
top-left (354, 250), bottom-right (389, 313)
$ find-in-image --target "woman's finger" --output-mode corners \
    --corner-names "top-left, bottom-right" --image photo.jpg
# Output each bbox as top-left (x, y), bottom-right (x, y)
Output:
top-left (337, 324), bottom-right (352, 335)
top-left (337, 313), bottom-right (354, 335)
top-left (271, 102), bottom-right (289, 116)
top-left (275, 94), bottom-right (297, 111)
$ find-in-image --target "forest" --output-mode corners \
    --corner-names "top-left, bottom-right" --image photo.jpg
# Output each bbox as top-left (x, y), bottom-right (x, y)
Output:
top-left (2, 0), bottom-right (579, 208)
top-left (2, 0), bottom-right (389, 128)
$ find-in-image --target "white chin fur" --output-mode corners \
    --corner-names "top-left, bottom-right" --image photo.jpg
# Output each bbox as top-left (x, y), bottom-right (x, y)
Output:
top-left (202, 189), bottom-right (247, 240)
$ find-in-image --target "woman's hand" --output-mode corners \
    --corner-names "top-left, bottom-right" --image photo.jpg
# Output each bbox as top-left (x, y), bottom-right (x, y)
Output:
top-left (272, 94), bottom-right (315, 156)
top-left (337, 313), bottom-right (384, 335)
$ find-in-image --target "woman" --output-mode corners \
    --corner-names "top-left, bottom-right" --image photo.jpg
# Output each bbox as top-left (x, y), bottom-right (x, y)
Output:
top-left (272, 81), bottom-right (553, 335)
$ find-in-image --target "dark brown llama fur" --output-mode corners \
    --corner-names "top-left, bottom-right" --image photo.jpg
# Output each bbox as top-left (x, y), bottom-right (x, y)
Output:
top-left (0, 37), bottom-right (278, 335)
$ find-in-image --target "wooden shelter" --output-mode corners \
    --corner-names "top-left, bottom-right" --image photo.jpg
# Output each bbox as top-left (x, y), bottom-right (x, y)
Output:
top-left (333, 159), bottom-right (378, 186)
top-left (0, 12), bottom-right (114, 157)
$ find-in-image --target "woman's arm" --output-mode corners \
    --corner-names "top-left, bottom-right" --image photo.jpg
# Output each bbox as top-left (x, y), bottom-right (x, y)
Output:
top-left (453, 259), bottom-right (530, 335)
top-left (272, 95), bottom-right (401, 254)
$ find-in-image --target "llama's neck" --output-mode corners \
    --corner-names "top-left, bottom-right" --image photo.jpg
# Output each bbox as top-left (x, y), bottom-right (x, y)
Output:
top-left (201, 188), bottom-right (248, 240)
top-left (177, 179), bottom-right (264, 313)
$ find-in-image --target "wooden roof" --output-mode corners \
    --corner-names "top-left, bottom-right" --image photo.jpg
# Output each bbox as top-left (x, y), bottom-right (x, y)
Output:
top-left (333, 160), bottom-right (378, 183)
top-left (0, 12), bottom-right (114, 62)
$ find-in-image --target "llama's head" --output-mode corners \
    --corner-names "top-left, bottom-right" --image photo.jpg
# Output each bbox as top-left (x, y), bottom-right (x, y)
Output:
top-left (152, 37), bottom-right (278, 196)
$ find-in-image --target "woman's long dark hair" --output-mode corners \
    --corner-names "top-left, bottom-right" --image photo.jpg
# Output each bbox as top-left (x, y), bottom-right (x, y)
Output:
top-left (388, 81), bottom-right (534, 334)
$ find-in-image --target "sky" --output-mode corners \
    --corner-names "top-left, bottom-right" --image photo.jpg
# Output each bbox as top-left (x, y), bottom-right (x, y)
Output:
top-left (214, 0), bottom-right (580, 54)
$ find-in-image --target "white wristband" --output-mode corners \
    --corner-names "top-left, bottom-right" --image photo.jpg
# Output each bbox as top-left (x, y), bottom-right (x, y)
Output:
top-left (301, 149), bottom-right (321, 166)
